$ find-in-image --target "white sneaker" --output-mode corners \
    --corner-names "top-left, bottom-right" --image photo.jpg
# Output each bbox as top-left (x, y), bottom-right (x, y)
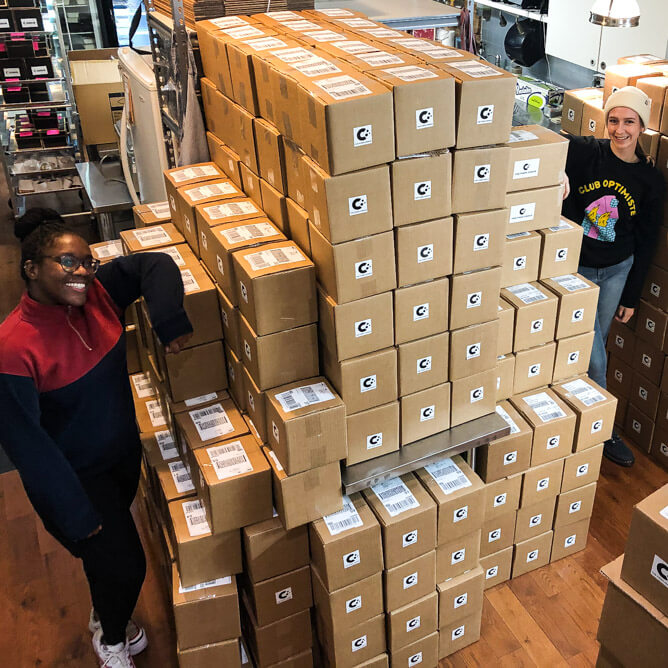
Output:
top-left (92, 629), bottom-right (136, 668)
top-left (89, 610), bottom-right (148, 656)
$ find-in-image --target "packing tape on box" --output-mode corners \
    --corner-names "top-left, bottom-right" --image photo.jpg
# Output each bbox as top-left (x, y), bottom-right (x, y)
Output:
top-left (308, 98), bottom-right (317, 129)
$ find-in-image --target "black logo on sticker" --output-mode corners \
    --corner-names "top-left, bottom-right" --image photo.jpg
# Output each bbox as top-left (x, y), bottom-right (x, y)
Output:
top-left (571, 501), bottom-right (581, 512)
top-left (538, 478), bottom-right (549, 489)
top-left (409, 655), bottom-right (422, 667)
top-left (640, 388), bottom-right (648, 400)
top-left (453, 626), bottom-right (465, 638)
top-left (504, 452), bottom-right (516, 464)
top-left (408, 617), bottom-right (420, 630)
top-left (415, 304), bottom-right (428, 318)
top-left (277, 589), bottom-right (291, 600)
top-left (368, 434), bottom-right (381, 447)
top-left (548, 436), bottom-right (559, 448)
top-left (475, 234), bottom-right (489, 247)
top-left (522, 162), bottom-right (531, 172)
top-left (514, 256), bottom-right (526, 268)
top-left (421, 406), bottom-right (434, 419)
top-left (532, 320), bottom-right (542, 331)
top-left (592, 420), bottom-right (602, 431)
top-left (519, 207), bottom-right (527, 215)
top-left (643, 354), bottom-right (652, 366)
top-left (418, 109), bottom-right (433, 125)
top-left (362, 376), bottom-right (375, 389)
top-left (528, 549), bottom-right (538, 560)
top-left (556, 249), bottom-right (567, 259)
top-left (418, 245), bottom-right (433, 260)
top-left (487, 566), bottom-right (498, 578)
top-left (357, 320), bottom-right (371, 334)
top-left (347, 597), bottom-right (361, 610)
top-left (404, 531), bottom-right (417, 544)
top-left (495, 494), bottom-right (506, 505)
top-left (453, 550), bottom-right (465, 563)
top-left (353, 638), bottom-right (366, 649)
top-left (357, 261), bottom-right (372, 275)
top-left (530, 364), bottom-right (540, 376)
top-left (345, 551), bottom-right (360, 566)
top-left (476, 165), bottom-right (490, 179)
top-left (569, 352), bottom-right (579, 362)
top-left (647, 319), bottom-right (656, 332)
top-left (455, 507), bottom-right (467, 520)
top-left (468, 343), bottom-right (480, 356)
top-left (468, 292), bottom-right (481, 306)
top-left (416, 182), bottom-right (430, 196)
top-left (565, 535), bottom-right (576, 547)
top-left (356, 126), bottom-right (371, 142)
top-left (455, 594), bottom-right (467, 606)
top-left (351, 197), bottom-right (366, 211)
top-left (472, 388), bottom-right (483, 401)
top-left (589, 119), bottom-right (596, 131)
top-left (655, 560), bottom-right (668, 582)
top-left (490, 529), bottom-right (501, 541)
top-left (577, 465), bottom-right (588, 475)
top-left (418, 358), bottom-right (431, 370)
top-left (479, 106), bottom-right (493, 121)
top-left (530, 514), bottom-right (541, 526)
top-left (573, 309), bottom-right (584, 320)
top-left (405, 574), bottom-right (417, 587)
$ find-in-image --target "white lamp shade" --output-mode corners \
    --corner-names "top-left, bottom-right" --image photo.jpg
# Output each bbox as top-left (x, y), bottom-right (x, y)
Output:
top-left (590, 0), bottom-right (641, 27)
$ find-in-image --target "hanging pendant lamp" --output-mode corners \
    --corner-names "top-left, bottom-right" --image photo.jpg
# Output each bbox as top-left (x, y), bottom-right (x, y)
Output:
top-left (590, 0), bottom-right (640, 27)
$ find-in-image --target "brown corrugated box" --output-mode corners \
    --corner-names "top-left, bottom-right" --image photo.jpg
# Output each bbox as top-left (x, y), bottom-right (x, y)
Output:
top-left (450, 369), bottom-right (496, 428)
top-left (240, 164), bottom-right (264, 210)
top-left (501, 231), bottom-right (541, 288)
top-left (400, 382), bottom-right (452, 444)
top-left (177, 638), bottom-right (243, 668)
top-left (260, 178), bottom-right (290, 233)
top-left (553, 332), bottom-right (594, 383)
top-left (520, 458), bottom-right (565, 507)
top-left (397, 332), bottom-right (450, 397)
top-left (384, 550), bottom-right (436, 612)
top-left (497, 297), bottom-right (515, 356)
top-left (561, 443), bottom-right (604, 494)
top-left (551, 516), bottom-right (591, 562)
top-left (253, 117), bottom-right (287, 192)
top-left (538, 218), bottom-right (583, 280)
top-left (394, 278), bottom-right (449, 345)
top-left (285, 198), bottom-right (311, 256)
top-left (120, 223), bottom-right (185, 255)
top-left (437, 565), bottom-right (484, 628)
top-left (207, 133), bottom-right (243, 189)
top-left (435, 530), bottom-right (481, 582)
top-left (386, 591), bottom-right (438, 653)
top-left (504, 185), bottom-right (563, 235)
top-left (495, 353), bottom-right (515, 401)
top-left (636, 299), bottom-right (668, 350)
top-left (501, 281), bottom-right (558, 352)
top-left (317, 612), bottom-right (386, 668)
top-left (606, 319), bottom-right (635, 365)
top-left (554, 481), bottom-right (596, 527)
top-left (132, 200), bottom-right (171, 228)
top-left (225, 343), bottom-right (245, 408)
top-left (345, 402), bottom-right (400, 465)
top-left (642, 264), bottom-right (668, 313)
top-left (581, 96), bottom-right (606, 138)
top-left (449, 320), bottom-right (499, 381)
top-left (512, 530), bottom-right (553, 578)
top-left (515, 495), bottom-right (556, 542)
top-left (512, 341), bottom-right (555, 395)
top-left (241, 365), bottom-right (267, 443)
top-left (453, 209), bottom-right (506, 275)
top-left (392, 630), bottom-right (439, 668)
top-left (608, 353), bottom-right (633, 399)
top-left (561, 88), bottom-right (603, 135)
top-left (603, 63), bottom-right (662, 102)
top-left (437, 609), bottom-right (482, 659)
top-left (480, 509), bottom-right (516, 557)
top-left (449, 266), bottom-right (502, 330)
top-left (542, 273), bottom-right (599, 339)
top-left (164, 163), bottom-right (225, 223)
top-left (217, 285), bottom-right (242, 358)
top-left (479, 545), bottom-right (513, 590)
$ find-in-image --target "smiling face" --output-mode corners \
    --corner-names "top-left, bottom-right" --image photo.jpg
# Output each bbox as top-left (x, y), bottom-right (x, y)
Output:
top-left (607, 106), bottom-right (643, 153)
top-left (25, 233), bottom-right (95, 307)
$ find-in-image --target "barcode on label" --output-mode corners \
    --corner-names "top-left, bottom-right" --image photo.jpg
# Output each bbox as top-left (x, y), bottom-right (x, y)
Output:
top-left (132, 226), bottom-right (172, 248)
top-left (204, 201), bottom-right (258, 220)
top-left (146, 400), bottom-right (166, 427)
top-left (245, 246), bottom-right (305, 272)
top-left (171, 165), bottom-right (219, 183)
top-left (189, 404), bottom-right (234, 442)
top-left (523, 392), bottom-right (566, 422)
top-left (180, 269), bottom-right (200, 294)
top-left (424, 458), bottom-right (472, 495)
top-left (246, 37), bottom-right (288, 51)
top-left (496, 405), bottom-right (520, 434)
top-left (182, 499), bottom-right (210, 536)
top-left (292, 57), bottom-right (341, 77)
top-left (185, 182), bottom-right (237, 202)
top-left (357, 51), bottom-right (405, 66)
top-left (178, 575), bottom-right (232, 593)
top-left (382, 65), bottom-right (438, 81)
top-left (169, 460), bottom-right (194, 493)
top-left (275, 382), bottom-right (335, 413)
top-left (131, 373), bottom-right (155, 399)
top-left (331, 40), bottom-right (377, 54)
top-left (155, 430), bottom-right (178, 461)
top-left (371, 478), bottom-right (420, 517)
top-left (448, 60), bottom-right (502, 77)
top-left (315, 75), bottom-right (372, 100)
top-left (207, 441), bottom-right (253, 480)
top-left (507, 283), bottom-right (548, 304)
top-left (552, 274), bottom-right (590, 292)
top-left (323, 495), bottom-right (364, 536)
top-left (220, 222), bottom-right (276, 245)
top-left (94, 240), bottom-right (123, 259)
top-left (561, 379), bottom-right (605, 406)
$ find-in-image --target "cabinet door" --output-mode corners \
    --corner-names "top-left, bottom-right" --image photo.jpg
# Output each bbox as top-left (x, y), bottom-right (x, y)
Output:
top-left (545, 0), bottom-right (602, 71)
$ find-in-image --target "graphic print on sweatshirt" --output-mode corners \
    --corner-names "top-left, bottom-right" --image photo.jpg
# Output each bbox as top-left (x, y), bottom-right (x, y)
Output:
top-left (582, 195), bottom-right (619, 242)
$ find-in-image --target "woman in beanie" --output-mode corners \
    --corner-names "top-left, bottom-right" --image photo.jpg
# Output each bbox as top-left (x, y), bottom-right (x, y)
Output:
top-left (562, 85), bottom-right (665, 467)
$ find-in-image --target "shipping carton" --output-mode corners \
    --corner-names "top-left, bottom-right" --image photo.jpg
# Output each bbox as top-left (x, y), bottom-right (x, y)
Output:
top-left (625, 403), bottom-right (655, 452)
top-left (282, 137), bottom-right (308, 207)
top-left (177, 639), bottom-right (242, 667)
top-left (538, 218), bottom-right (584, 279)
top-left (241, 366), bottom-right (267, 442)
top-left (607, 354), bottom-right (634, 399)
top-left (141, 428), bottom-right (180, 469)
top-left (542, 273), bottom-right (599, 339)
top-left (501, 231), bottom-right (541, 288)
top-left (435, 530), bottom-right (481, 582)
top-left (553, 332), bottom-right (594, 383)
top-left (504, 185), bottom-right (563, 234)
top-left (207, 134), bottom-right (243, 189)
top-left (636, 300), bottom-right (668, 350)
top-left (384, 550), bottom-right (437, 611)
top-left (449, 266), bottom-right (502, 330)
top-left (453, 209), bottom-right (506, 275)
top-left (561, 443), bottom-right (604, 494)
top-left (164, 163), bottom-right (225, 222)
top-left (397, 332), bottom-right (449, 397)
top-left (515, 496), bottom-right (556, 543)
top-left (91, 239), bottom-right (124, 263)
top-left (132, 201), bottom-right (171, 228)
top-left (217, 286), bottom-right (242, 358)
top-left (479, 545), bottom-right (513, 590)
top-left (400, 382), bottom-right (452, 444)
top-left (346, 402), bottom-right (400, 465)
top-left (392, 631), bottom-right (439, 668)
top-left (603, 63), bottom-right (662, 102)
top-left (496, 354), bottom-right (515, 401)
top-left (581, 97), bottom-right (606, 138)
top-left (554, 481), bottom-right (596, 528)
top-left (450, 369), bottom-right (496, 427)
top-left (259, 179), bottom-right (290, 232)
top-left (253, 117), bottom-right (287, 192)
top-left (642, 264), bottom-right (668, 313)
top-left (437, 609), bottom-right (482, 659)
top-left (394, 278), bottom-right (449, 345)
top-left (480, 510), bottom-right (516, 557)
top-left (511, 530), bottom-right (553, 578)
top-left (239, 164), bottom-right (264, 210)
top-left (120, 223), bottom-right (185, 255)
top-left (225, 344), bottom-right (245, 408)
top-left (483, 474), bottom-right (523, 521)
top-left (437, 565), bottom-right (484, 629)
top-left (387, 592), bottom-right (437, 654)
top-left (285, 199), bottom-right (311, 256)
top-left (561, 88), bottom-right (603, 135)
top-left (520, 458), bottom-right (565, 507)
top-left (156, 458), bottom-right (196, 521)
top-left (501, 282), bottom-right (558, 352)
top-left (449, 320), bottom-right (499, 381)
top-left (512, 342), bottom-right (556, 395)
top-left (317, 612), bottom-right (386, 668)
top-left (551, 516), bottom-right (591, 562)
top-left (497, 298), bottom-right (515, 356)
top-left (606, 320), bottom-right (635, 366)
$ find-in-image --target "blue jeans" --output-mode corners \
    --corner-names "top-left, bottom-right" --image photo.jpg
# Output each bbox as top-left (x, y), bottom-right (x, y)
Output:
top-left (577, 255), bottom-right (634, 389)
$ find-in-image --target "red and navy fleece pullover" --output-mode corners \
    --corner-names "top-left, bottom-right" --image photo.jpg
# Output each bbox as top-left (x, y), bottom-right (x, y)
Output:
top-left (0, 252), bottom-right (192, 543)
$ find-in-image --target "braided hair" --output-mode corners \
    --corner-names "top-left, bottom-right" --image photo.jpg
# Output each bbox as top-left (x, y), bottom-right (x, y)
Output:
top-left (20, 220), bottom-right (82, 283)
top-left (14, 207), bottom-right (64, 242)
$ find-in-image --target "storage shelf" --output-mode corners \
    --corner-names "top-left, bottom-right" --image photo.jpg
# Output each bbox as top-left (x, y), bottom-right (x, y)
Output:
top-left (341, 412), bottom-right (509, 494)
top-left (0, 77), bottom-right (64, 85)
top-left (0, 100), bottom-right (70, 111)
top-left (7, 142), bottom-right (74, 153)
top-left (475, 0), bottom-right (549, 23)
top-left (10, 165), bottom-right (77, 177)
top-left (17, 184), bottom-right (83, 195)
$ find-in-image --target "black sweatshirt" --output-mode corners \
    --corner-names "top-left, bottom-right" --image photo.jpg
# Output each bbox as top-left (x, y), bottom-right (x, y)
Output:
top-left (0, 253), bottom-right (192, 542)
top-left (562, 135), bottom-right (665, 308)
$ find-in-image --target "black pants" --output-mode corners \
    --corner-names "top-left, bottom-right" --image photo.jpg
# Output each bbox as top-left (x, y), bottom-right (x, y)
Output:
top-left (45, 450), bottom-right (146, 646)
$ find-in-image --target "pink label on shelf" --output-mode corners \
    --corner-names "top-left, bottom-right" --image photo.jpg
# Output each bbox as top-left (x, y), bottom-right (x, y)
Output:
top-left (32, 41), bottom-right (39, 49)
top-left (19, 131), bottom-right (33, 137)
top-left (0, 45), bottom-right (6, 52)
top-left (10, 33), bottom-right (26, 39)
top-left (7, 86), bottom-right (21, 92)
top-left (37, 111), bottom-right (49, 116)
top-left (46, 129), bottom-right (59, 135)
top-left (5, 78), bottom-right (19, 82)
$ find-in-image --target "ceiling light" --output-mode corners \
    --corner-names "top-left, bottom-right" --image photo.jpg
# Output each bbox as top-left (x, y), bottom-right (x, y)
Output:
top-left (590, 0), bottom-right (640, 27)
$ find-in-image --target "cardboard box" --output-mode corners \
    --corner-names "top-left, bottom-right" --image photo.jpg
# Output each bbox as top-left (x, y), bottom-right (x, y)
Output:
top-left (141, 428), bottom-right (180, 469)
top-left (479, 545), bottom-right (513, 590)
top-left (132, 201), bottom-right (171, 228)
top-left (603, 63), bottom-right (662, 102)
top-left (436, 565), bottom-right (483, 628)
top-left (636, 300), bottom-right (668, 350)
top-left (240, 164), bottom-right (264, 210)
top-left (538, 218), bottom-right (584, 280)
top-left (520, 458), bottom-right (565, 507)
top-left (480, 510), bottom-right (516, 558)
top-left (318, 289), bottom-right (394, 362)
top-left (217, 287), bottom-right (241, 358)
top-left (261, 178), bottom-right (291, 233)
top-left (435, 58), bottom-right (515, 149)
top-left (449, 320), bottom-right (499, 381)
top-left (449, 266), bottom-right (502, 330)
top-left (515, 496), bottom-right (556, 543)
top-left (207, 133), bottom-right (243, 189)
top-left (606, 320), bottom-right (635, 366)
top-left (511, 529), bottom-right (553, 578)
top-left (561, 88), bottom-right (603, 135)
top-left (91, 239), bottom-right (124, 263)
top-left (616, 395), bottom-right (629, 429)
top-left (496, 352), bottom-right (515, 400)
top-left (542, 274), bottom-right (599, 340)
top-left (453, 209), bottom-right (506, 275)
top-left (309, 226), bottom-right (396, 304)
top-left (435, 530), bottom-right (481, 582)
top-left (637, 76), bottom-right (668, 132)
top-left (503, 125), bottom-right (568, 193)
top-left (451, 145), bottom-right (511, 214)
top-left (553, 332), bottom-right (594, 383)
top-left (625, 403), bottom-right (655, 452)
top-left (317, 612), bottom-right (386, 668)
top-left (501, 231), bottom-right (541, 288)
top-left (397, 332), bottom-right (449, 397)
top-left (254, 117), bottom-right (287, 192)
top-left (168, 497), bottom-right (242, 587)
top-left (476, 402), bottom-right (533, 483)
top-left (346, 402), bottom-right (400, 465)
top-left (322, 347), bottom-right (398, 416)
top-left (390, 152), bottom-right (452, 226)
top-left (120, 223), bottom-right (184, 255)
top-left (394, 277), bottom-right (449, 345)
top-left (504, 185), bottom-right (563, 235)
top-left (640, 128), bottom-right (662, 162)
top-left (177, 639), bottom-right (242, 667)
top-left (400, 382), bottom-right (451, 445)
top-left (607, 354), bottom-right (634, 399)
top-left (172, 564), bottom-right (240, 650)
top-left (581, 97), bottom-right (606, 138)
top-left (501, 282), bottom-right (558, 352)
top-left (643, 265), bottom-right (668, 314)
top-left (391, 631), bottom-right (439, 668)
top-left (554, 481), bottom-right (596, 528)
top-left (451, 369), bottom-right (496, 428)
top-left (415, 454), bottom-right (486, 545)
top-left (164, 163), bottom-right (225, 222)
top-left (561, 443), bottom-right (603, 494)
top-left (302, 158), bottom-right (392, 244)
top-left (513, 341), bottom-right (556, 395)
top-left (285, 199), bottom-right (311, 257)
top-left (437, 609), bottom-right (482, 659)
top-left (282, 137), bottom-right (308, 208)
top-left (483, 474), bottom-right (522, 521)
top-left (362, 473), bottom-right (438, 569)
top-left (310, 493), bottom-right (383, 592)
top-left (384, 550), bottom-right (436, 611)
top-left (387, 591), bottom-right (438, 653)
top-left (233, 241), bottom-right (317, 336)
top-left (243, 515), bottom-right (309, 584)
top-left (395, 217), bottom-right (453, 288)
top-left (225, 344), bottom-right (245, 409)
top-left (156, 458), bottom-right (196, 522)
top-left (550, 517), bottom-right (591, 563)
top-left (241, 366), bottom-right (267, 443)
top-left (497, 298), bottom-right (515, 356)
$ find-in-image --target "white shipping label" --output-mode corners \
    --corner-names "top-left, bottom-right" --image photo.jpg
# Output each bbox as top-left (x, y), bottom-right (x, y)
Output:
top-left (474, 233), bottom-right (489, 251)
top-left (355, 318), bottom-right (372, 337)
top-left (210, 15), bottom-right (248, 28)
top-left (303, 30), bottom-right (346, 42)
top-left (414, 181), bottom-right (432, 200)
top-left (343, 549), bottom-right (361, 568)
top-left (355, 259), bottom-right (373, 279)
top-left (189, 404), bottom-right (234, 442)
top-left (146, 400), bottom-right (166, 427)
top-left (155, 430), bottom-right (178, 461)
top-left (382, 65), bottom-right (437, 81)
top-left (523, 392), bottom-right (566, 422)
top-left (204, 201), bottom-right (259, 220)
top-left (360, 375), bottom-right (377, 393)
top-left (509, 202), bottom-right (536, 223)
top-left (362, 27), bottom-right (403, 38)
top-left (345, 595), bottom-right (362, 614)
top-left (425, 458), bottom-right (472, 495)
top-left (246, 37), bottom-right (288, 51)
top-left (324, 495), bottom-right (364, 536)
top-left (132, 226), bottom-right (172, 248)
top-left (21, 18), bottom-right (39, 28)
top-left (222, 25), bottom-right (265, 38)
top-left (208, 441), bottom-right (253, 480)
top-left (178, 575), bottom-right (232, 593)
top-left (507, 283), bottom-right (548, 304)
top-left (220, 221), bottom-right (276, 245)
top-left (0, 20), bottom-right (9, 28)
top-left (352, 636), bottom-right (367, 653)
top-left (315, 75), bottom-right (372, 100)
top-left (477, 104), bottom-right (495, 124)
top-left (182, 499), bottom-right (210, 537)
top-left (169, 460), bottom-right (194, 493)
top-left (267, 449), bottom-right (284, 472)
top-left (473, 164), bottom-right (491, 183)
top-left (146, 201), bottom-right (171, 218)
top-left (184, 392), bottom-right (218, 407)
top-left (93, 240), bottom-right (123, 259)
top-left (356, 50), bottom-right (404, 66)
top-left (552, 274), bottom-right (589, 292)
top-left (508, 129), bottom-right (540, 143)
top-left (449, 60), bottom-right (502, 78)
top-left (245, 246), bottom-right (305, 272)
top-left (339, 17), bottom-right (377, 27)
top-left (331, 40), bottom-right (377, 54)
top-left (291, 56), bottom-right (341, 77)
top-left (185, 182), bottom-right (237, 202)
top-left (403, 572), bottom-right (418, 589)
top-left (275, 587), bottom-right (293, 604)
top-left (131, 372), bottom-right (154, 399)
top-left (180, 269), bottom-right (200, 294)
top-left (281, 19), bottom-right (320, 30)
top-left (407, 616), bottom-right (421, 633)
top-left (275, 382), bottom-right (335, 412)
top-left (467, 291), bottom-right (482, 309)
top-left (417, 244), bottom-right (434, 263)
top-left (348, 195), bottom-right (368, 216)
top-left (319, 8), bottom-right (355, 16)
top-left (413, 303), bottom-right (430, 321)
top-left (562, 378), bottom-right (605, 406)
top-left (416, 107), bottom-right (435, 129)
top-left (496, 405), bottom-right (521, 434)
top-left (266, 10), bottom-right (300, 20)
top-left (154, 246), bottom-right (185, 266)
top-left (367, 432), bottom-right (383, 450)
top-left (272, 46), bottom-right (315, 63)
top-left (371, 478), bottom-right (420, 517)
top-left (416, 356), bottom-right (432, 374)
top-left (171, 165), bottom-right (219, 183)
top-left (513, 158), bottom-right (540, 180)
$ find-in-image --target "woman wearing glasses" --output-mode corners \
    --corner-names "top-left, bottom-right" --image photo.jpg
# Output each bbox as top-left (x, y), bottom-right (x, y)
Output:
top-left (0, 216), bottom-right (192, 668)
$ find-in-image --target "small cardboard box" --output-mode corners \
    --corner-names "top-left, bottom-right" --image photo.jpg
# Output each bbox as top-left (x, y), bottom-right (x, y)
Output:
top-left (132, 201), bottom-right (171, 228)
top-left (538, 219), bottom-right (584, 280)
top-left (642, 264), bottom-right (668, 313)
top-left (239, 164), bottom-right (264, 210)
top-left (476, 402), bottom-right (533, 483)
top-left (164, 163), bottom-right (225, 223)
top-left (397, 332), bottom-right (450, 397)
top-left (603, 63), bottom-right (662, 102)
top-left (552, 378), bottom-right (617, 452)
top-left (501, 282), bottom-right (558, 352)
top-left (542, 274), bottom-right (599, 339)
top-left (253, 117), bottom-right (287, 192)
top-left (233, 241), bottom-right (317, 336)
top-left (450, 369), bottom-right (496, 428)
top-left (449, 320), bottom-right (499, 381)
top-left (395, 217), bottom-right (454, 288)
top-left (387, 591), bottom-right (438, 654)
top-left (620, 483), bottom-right (668, 615)
top-left (346, 401), bottom-right (400, 465)
top-left (451, 145), bottom-right (511, 214)
top-left (156, 458), bottom-right (196, 520)
top-left (501, 231), bottom-right (541, 288)
top-left (496, 354), bottom-right (515, 401)
top-left (415, 454), bottom-right (486, 544)
top-left (520, 458), bottom-right (565, 507)
top-left (561, 443), bottom-right (604, 494)
top-left (177, 639), bottom-right (242, 667)
top-left (607, 354), bottom-right (634, 399)
top-left (606, 319), bottom-right (635, 366)
top-left (437, 565), bottom-right (484, 629)
top-left (449, 266), bottom-right (502, 330)
top-left (322, 346), bottom-right (398, 416)
top-left (497, 298), bottom-right (515, 356)
top-left (172, 565), bottom-right (240, 650)
top-left (285, 198), bottom-right (311, 256)
top-left (394, 277), bottom-right (449, 345)
top-left (438, 609), bottom-right (482, 659)
top-left (479, 545), bottom-right (513, 590)
top-left (207, 133), bottom-right (243, 189)
top-left (561, 87), bottom-right (603, 135)
top-left (282, 137), bottom-right (308, 208)
top-left (581, 97), bottom-right (606, 138)
top-left (480, 510), bottom-right (516, 558)
top-left (512, 342), bottom-right (556, 395)
top-left (167, 497), bottom-right (242, 587)
top-left (453, 209), bottom-right (506, 275)
top-left (309, 226), bottom-right (396, 304)
top-left (400, 382), bottom-right (452, 445)
top-left (260, 178), bottom-right (290, 233)
top-left (265, 377), bottom-right (346, 474)
top-left (91, 239), bottom-right (123, 263)
top-left (225, 344), bottom-right (244, 409)
top-left (384, 550), bottom-right (437, 612)
top-left (503, 125), bottom-right (568, 193)
top-left (512, 530), bottom-right (553, 578)
top-left (390, 152), bottom-right (452, 226)
top-left (362, 473), bottom-right (438, 569)
top-left (318, 288), bottom-right (394, 362)
top-left (217, 286), bottom-right (242, 358)
top-left (175, 398), bottom-right (248, 454)
top-left (302, 158), bottom-right (392, 244)
top-left (120, 223), bottom-right (185, 255)
top-left (141, 428), bottom-right (179, 469)
top-left (515, 496), bottom-right (556, 543)
top-left (392, 631), bottom-right (439, 668)
top-left (483, 474), bottom-right (523, 521)
top-left (504, 185), bottom-right (563, 235)
top-left (551, 517), bottom-right (591, 562)
top-left (553, 332), bottom-right (594, 383)
top-left (241, 366), bottom-right (267, 443)
top-left (310, 493), bottom-right (383, 592)
top-left (317, 612), bottom-right (386, 668)
top-left (435, 530), bottom-right (481, 582)
top-left (636, 300), bottom-right (668, 350)
top-left (554, 481), bottom-right (597, 528)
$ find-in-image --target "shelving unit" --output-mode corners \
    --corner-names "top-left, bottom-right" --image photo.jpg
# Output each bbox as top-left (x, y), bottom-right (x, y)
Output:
top-left (472, 0), bottom-right (549, 24)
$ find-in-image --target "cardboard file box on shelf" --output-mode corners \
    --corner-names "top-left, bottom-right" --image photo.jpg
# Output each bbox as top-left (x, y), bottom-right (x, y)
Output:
top-left (384, 550), bottom-right (437, 611)
top-left (232, 241), bottom-right (317, 336)
top-left (551, 517), bottom-right (591, 562)
top-left (207, 133), bottom-right (243, 189)
top-left (400, 382), bottom-right (451, 444)
top-left (437, 565), bottom-right (484, 628)
top-left (345, 401), bottom-right (400, 465)
top-left (561, 443), bottom-right (603, 493)
top-left (501, 282), bottom-right (558, 352)
top-left (167, 498), bottom-right (242, 587)
top-left (435, 530), bottom-right (481, 582)
top-left (512, 530), bottom-right (553, 578)
top-left (513, 341), bottom-right (556, 395)
top-left (387, 591), bottom-right (438, 653)
top-left (450, 369), bottom-right (496, 427)
top-left (552, 332), bottom-right (594, 383)
top-left (476, 402), bottom-right (532, 483)
top-left (362, 473), bottom-right (437, 569)
top-left (317, 612), bottom-right (386, 668)
top-left (483, 474), bottom-right (522, 522)
top-left (453, 209), bottom-right (506, 275)
top-left (302, 158), bottom-right (392, 244)
top-left (515, 496), bottom-right (556, 543)
top-left (449, 266), bottom-right (502, 330)
top-left (501, 231), bottom-right (541, 288)
top-left (480, 508), bottom-right (516, 557)
top-left (164, 163), bottom-right (225, 223)
top-left (390, 152), bottom-right (452, 226)
top-left (625, 403), bottom-right (655, 451)
top-left (451, 145), bottom-right (511, 214)
top-left (242, 516), bottom-right (310, 584)
top-left (265, 377), bottom-right (346, 474)
top-left (264, 447), bottom-right (343, 530)
top-left (560, 88), bottom-right (603, 135)
top-left (554, 481), bottom-right (596, 528)
top-left (606, 319), bottom-right (635, 366)
top-left (132, 201), bottom-right (171, 228)
top-left (120, 223), bottom-right (185, 255)
top-left (308, 227), bottom-right (396, 304)
top-left (496, 353), bottom-right (515, 401)
top-left (520, 458), bottom-right (565, 507)
top-left (172, 564), bottom-right (240, 650)
top-left (395, 217), bottom-right (454, 287)
top-left (397, 332), bottom-right (449, 397)
top-left (310, 492), bottom-right (383, 591)
top-left (394, 277), bottom-right (449, 345)
top-left (438, 609), bottom-right (482, 659)
top-left (504, 185), bottom-right (562, 235)
top-left (449, 319), bottom-right (499, 381)
top-left (479, 545), bottom-right (513, 589)
top-left (538, 219), bottom-right (583, 279)
top-left (497, 298), bottom-right (515, 356)
top-left (542, 273), bottom-right (599, 339)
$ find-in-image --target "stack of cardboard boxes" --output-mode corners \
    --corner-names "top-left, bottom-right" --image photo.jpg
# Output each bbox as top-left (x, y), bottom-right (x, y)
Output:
top-left (597, 483), bottom-right (668, 667)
